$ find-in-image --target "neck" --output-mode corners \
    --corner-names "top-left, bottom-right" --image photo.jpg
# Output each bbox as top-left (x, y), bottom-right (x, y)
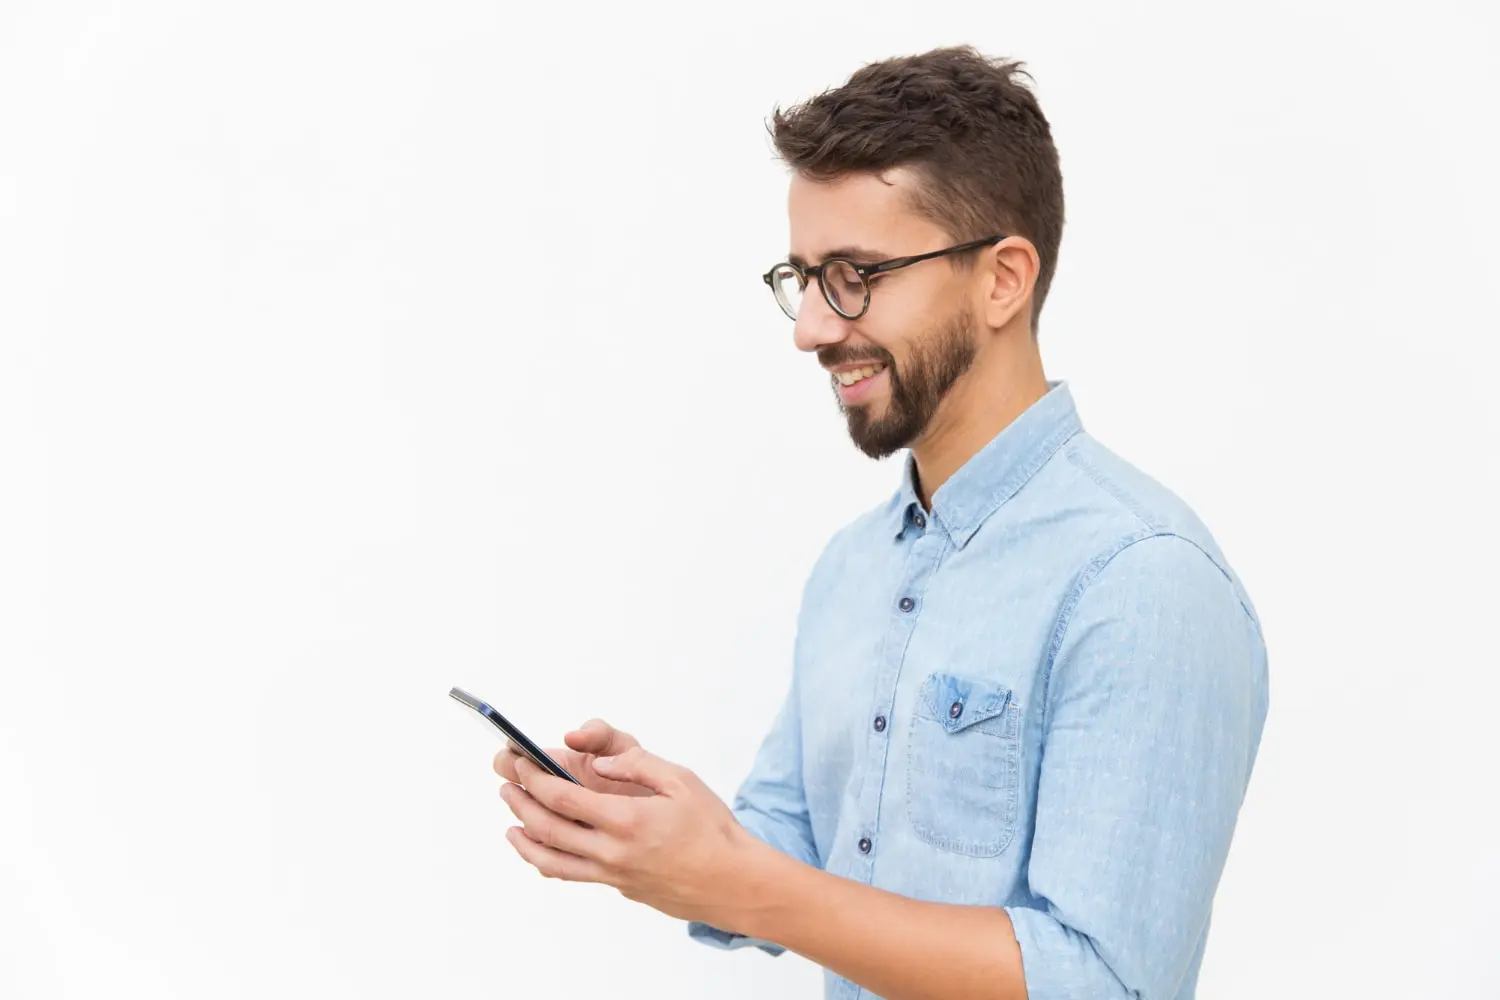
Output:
top-left (909, 337), bottom-right (1049, 510)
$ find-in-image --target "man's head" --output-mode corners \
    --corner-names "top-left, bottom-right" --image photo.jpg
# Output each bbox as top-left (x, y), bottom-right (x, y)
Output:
top-left (767, 46), bottom-right (1064, 458)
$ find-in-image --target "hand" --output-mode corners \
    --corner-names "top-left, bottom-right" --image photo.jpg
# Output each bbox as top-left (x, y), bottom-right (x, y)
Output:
top-left (498, 747), bottom-right (766, 928)
top-left (492, 719), bottom-right (654, 798)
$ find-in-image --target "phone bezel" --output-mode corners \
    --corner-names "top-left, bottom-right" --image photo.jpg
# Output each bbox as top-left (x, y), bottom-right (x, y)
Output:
top-left (449, 686), bottom-right (582, 785)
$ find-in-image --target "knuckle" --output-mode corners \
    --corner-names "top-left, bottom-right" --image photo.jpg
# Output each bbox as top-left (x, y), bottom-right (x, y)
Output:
top-left (595, 839), bottom-right (625, 869)
top-left (615, 807), bottom-right (640, 836)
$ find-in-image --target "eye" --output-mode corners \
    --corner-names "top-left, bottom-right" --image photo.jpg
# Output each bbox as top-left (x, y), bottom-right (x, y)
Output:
top-left (826, 260), bottom-right (864, 292)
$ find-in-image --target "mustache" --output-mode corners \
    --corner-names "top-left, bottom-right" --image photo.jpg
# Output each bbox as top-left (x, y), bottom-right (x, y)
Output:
top-left (818, 346), bottom-right (894, 369)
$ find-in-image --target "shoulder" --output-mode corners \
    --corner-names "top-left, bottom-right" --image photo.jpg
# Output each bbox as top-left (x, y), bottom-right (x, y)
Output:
top-left (1040, 431), bottom-right (1261, 631)
top-left (1053, 432), bottom-right (1223, 553)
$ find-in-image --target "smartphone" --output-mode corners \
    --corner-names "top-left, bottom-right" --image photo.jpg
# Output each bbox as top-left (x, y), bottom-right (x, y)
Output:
top-left (449, 686), bottom-right (582, 784)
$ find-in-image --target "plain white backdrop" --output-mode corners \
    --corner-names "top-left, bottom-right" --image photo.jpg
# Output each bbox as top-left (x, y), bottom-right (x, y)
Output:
top-left (2, 1), bottom-right (1497, 997)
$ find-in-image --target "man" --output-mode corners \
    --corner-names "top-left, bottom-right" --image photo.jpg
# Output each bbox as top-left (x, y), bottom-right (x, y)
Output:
top-left (493, 45), bottom-right (1269, 1000)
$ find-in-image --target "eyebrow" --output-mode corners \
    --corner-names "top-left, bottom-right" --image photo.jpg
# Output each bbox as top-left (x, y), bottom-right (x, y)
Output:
top-left (787, 245), bottom-right (889, 268)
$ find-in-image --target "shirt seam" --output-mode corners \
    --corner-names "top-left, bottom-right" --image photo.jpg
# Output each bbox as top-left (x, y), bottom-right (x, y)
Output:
top-left (952, 422), bottom-right (1085, 546)
top-left (1062, 441), bottom-right (1262, 628)
top-left (1061, 439), bottom-right (1164, 534)
top-left (1038, 531), bottom-right (1259, 734)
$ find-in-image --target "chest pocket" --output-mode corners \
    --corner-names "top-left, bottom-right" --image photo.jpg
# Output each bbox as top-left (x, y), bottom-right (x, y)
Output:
top-left (906, 670), bottom-right (1021, 858)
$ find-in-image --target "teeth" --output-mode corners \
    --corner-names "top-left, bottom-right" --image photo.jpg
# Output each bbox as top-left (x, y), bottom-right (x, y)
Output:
top-left (837, 363), bottom-right (885, 386)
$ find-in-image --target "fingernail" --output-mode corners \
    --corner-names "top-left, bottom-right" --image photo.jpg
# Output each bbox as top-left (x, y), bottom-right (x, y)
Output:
top-left (594, 756), bottom-right (614, 770)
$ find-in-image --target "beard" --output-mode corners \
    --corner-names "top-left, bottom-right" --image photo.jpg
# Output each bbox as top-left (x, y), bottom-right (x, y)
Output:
top-left (824, 307), bottom-right (979, 459)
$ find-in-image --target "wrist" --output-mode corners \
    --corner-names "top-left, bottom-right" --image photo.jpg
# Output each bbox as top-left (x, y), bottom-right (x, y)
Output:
top-left (714, 827), bottom-right (804, 942)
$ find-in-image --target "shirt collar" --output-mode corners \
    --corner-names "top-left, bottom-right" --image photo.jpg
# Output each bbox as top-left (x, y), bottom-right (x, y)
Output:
top-left (891, 380), bottom-right (1083, 548)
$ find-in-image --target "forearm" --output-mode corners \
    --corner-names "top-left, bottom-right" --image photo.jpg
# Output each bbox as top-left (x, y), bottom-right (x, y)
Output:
top-left (725, 837), bottom-right (1028, 1000)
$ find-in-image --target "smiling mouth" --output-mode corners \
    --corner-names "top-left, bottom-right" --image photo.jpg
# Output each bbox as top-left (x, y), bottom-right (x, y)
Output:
top-left (832, 362), bottom-right (887, 386)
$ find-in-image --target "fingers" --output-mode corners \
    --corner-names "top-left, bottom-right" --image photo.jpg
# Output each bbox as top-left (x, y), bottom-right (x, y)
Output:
top-left (512, 757), bottom-right (634, 833)
top-left (562, 721), bottom-right (607, 754)
top-left (494, 741), bottom-right (574, 784)
top-left (504, 826), bottom-right (609, 883)
top-left (499, 780), bottom-right (614, 860)
top-left (590, 745), bottom-right (685, 796)
top-left (491, 741), bottom-right (525, 782)
top-left (564, 719), bottom-right (638, 758)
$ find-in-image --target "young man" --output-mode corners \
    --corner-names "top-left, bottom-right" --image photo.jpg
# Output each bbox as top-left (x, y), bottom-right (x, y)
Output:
top-left (493, 46), bottom-right (1269, 1000)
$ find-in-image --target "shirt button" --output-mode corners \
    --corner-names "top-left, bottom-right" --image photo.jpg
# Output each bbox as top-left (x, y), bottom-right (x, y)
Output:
top-left (858, 837), bottom-right (872, 854)
top-left (899, 596), bottom-right (915, 612)
top-left (913, 511), bottom-right (926, 529)
top-left (949, 700), bottom-right (963, 719)
top-left (873, 715), bottom-right (887, 732)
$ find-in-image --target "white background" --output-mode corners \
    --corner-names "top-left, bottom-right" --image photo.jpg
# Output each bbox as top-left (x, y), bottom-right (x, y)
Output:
top-left (2, 1), bottom-right (1497, 997)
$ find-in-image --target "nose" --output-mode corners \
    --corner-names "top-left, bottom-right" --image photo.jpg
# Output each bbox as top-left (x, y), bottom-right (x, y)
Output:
top-left (792, 288), bottom-right (852, 354)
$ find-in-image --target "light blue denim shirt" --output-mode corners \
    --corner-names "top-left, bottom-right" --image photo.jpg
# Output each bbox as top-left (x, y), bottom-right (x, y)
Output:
top-left (689, 381), bottom-right (1269, 1000)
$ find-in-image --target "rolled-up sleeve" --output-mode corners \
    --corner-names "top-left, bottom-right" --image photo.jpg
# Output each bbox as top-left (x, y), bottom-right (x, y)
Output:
top-left (687, 665), bottom-right (819, 955)
top-left (1005, 534), bottom-right (1269, 1000)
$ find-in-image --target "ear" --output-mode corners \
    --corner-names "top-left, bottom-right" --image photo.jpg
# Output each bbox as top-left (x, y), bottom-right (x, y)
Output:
top-left (980, 237), bottom-right (1039, 332)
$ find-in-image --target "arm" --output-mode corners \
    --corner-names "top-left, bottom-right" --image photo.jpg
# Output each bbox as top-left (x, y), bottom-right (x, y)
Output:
top-left (729, 846), bottom-right (1029, 1000)
top-left (713, 534), bottom-right (1267, 1000)
top-left (499, 534), bottom-right (1266, 1000)
top-left (687, 667), bottom-right (819, 954)
top-left (1001, 534), bottom-right (1267, 1000)
top-left (725, 667), bottom-right (820, 868)
top-left (687, 534), bottom-right (848, 952)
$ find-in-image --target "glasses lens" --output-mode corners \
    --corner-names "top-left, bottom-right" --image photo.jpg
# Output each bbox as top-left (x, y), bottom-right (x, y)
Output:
top-left (822, 260), bottom-right (868, 318)
top-left (770, 264), bottom-right (805, 319)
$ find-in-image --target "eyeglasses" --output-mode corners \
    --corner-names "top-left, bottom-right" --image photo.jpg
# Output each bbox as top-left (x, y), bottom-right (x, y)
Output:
top-left (762, 234), bottom-right (1007, 321)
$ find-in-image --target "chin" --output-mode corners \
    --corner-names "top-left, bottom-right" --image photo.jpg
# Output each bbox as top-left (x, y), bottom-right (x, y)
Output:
top-left (845, 417), bottom-right (914, 460)
top-left (848, 437), bottom-right (905, 461)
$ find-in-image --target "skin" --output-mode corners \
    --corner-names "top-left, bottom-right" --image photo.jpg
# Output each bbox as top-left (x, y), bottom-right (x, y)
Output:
top-left (493, 168), bottom-right (1053, 1000)
top-left (788, 167), bottom-right (1049, 506)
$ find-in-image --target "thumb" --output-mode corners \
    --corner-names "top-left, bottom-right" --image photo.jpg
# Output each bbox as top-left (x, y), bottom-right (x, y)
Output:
top-left (591, 746), bottom-right (680, 794)
top-left (565, 719), bottom-right (638, 757)
top-left (564, 719), bottom-right (618, 755)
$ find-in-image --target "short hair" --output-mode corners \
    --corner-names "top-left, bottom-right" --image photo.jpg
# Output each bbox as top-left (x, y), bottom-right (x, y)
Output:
top-left (770, 46), bottom-right (1065, 332)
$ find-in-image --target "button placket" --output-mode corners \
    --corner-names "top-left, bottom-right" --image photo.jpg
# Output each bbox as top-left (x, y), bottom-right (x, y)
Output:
top-left (852, 529), bottom-right (946, 885)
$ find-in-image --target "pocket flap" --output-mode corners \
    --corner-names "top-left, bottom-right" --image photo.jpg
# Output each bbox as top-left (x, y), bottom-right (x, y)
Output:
top-left (919, 672), bottom-right (1014, 734)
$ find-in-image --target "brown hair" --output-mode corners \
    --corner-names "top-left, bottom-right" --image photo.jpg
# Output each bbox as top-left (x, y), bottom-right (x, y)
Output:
top-left (770, 46), bottom-right (1065, 333)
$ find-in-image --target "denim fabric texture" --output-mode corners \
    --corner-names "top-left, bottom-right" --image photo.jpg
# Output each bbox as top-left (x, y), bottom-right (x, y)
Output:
top-left (688, 381), bottom-right (1270, 1000)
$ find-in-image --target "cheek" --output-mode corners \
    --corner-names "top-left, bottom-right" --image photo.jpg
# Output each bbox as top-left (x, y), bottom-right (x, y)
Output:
top-left (850, 316), bottom-right (907, 366)
top-left (864, 328), bottom-right (906, 379)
